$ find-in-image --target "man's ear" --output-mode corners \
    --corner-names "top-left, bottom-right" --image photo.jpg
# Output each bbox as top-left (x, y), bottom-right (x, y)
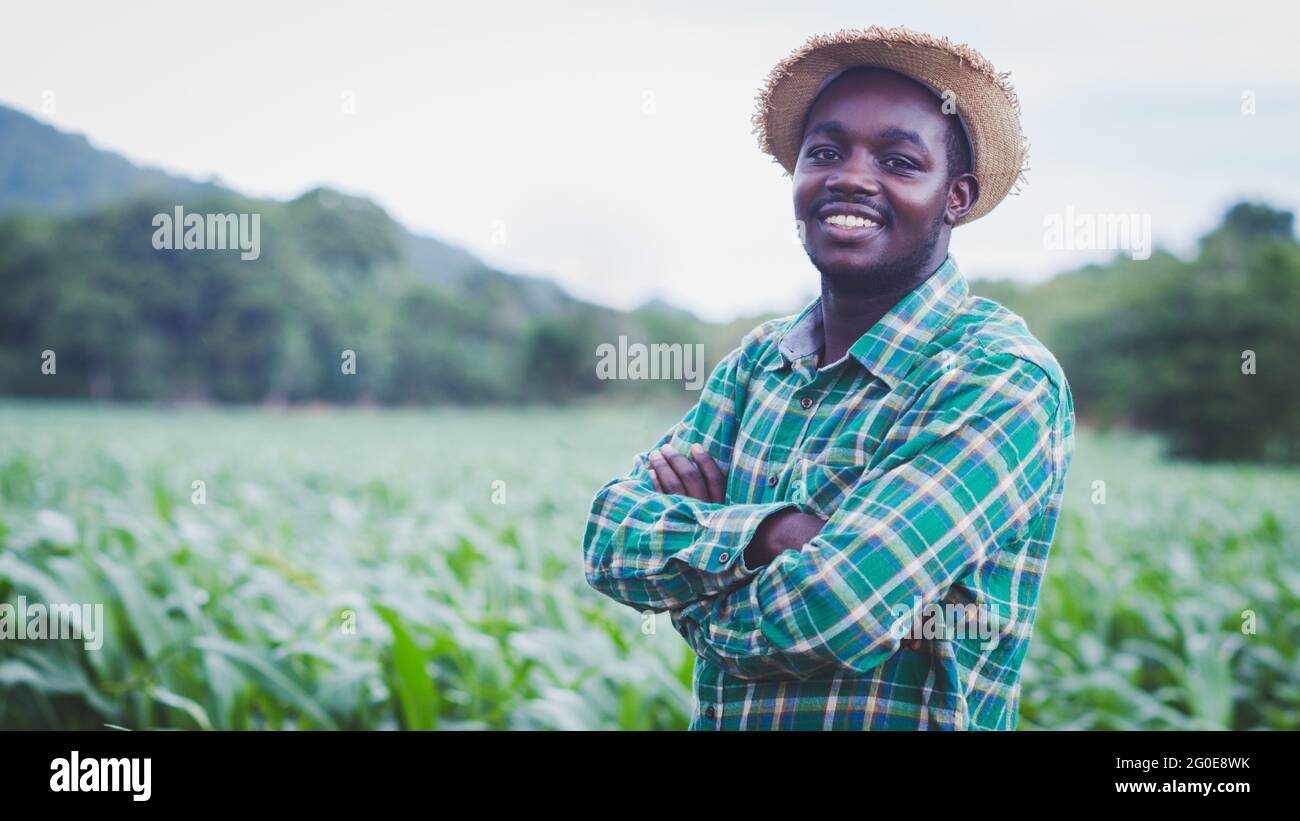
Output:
top-left (945, 173), bottom-right (980, 225)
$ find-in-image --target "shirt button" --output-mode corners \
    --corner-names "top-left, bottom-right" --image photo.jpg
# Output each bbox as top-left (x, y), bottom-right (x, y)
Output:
top-left (704, 705), bottom-right (717, 720)
top-left (767, 474), bottom-right (779, 488)
top-left (799, 396), bottom-right (814, 410)
top-left (718, 552), bottom-right (730, 564)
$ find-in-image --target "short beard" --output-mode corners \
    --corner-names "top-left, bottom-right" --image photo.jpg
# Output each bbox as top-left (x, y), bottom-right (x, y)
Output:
top-left (809, 211), bottom-right (946, 298)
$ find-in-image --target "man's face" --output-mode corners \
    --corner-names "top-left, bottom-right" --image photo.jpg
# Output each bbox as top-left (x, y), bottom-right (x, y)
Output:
top-left (793, 68), bottom-right (975, 293)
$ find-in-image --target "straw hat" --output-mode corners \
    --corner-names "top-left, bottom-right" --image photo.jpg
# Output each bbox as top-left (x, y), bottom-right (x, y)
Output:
top-left (753, 26), bottom-right (1028, 225)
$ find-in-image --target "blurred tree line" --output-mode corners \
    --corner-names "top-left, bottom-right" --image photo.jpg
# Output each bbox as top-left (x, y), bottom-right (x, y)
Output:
top-left (0, 188), bottom-right (749, 406)
top-left (973, 202), bottom-right (1300, 462)
top-left (1, 188), bottom-right (1297, 462)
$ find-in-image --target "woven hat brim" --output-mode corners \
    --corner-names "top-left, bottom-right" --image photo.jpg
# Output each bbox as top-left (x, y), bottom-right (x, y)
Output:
top-left (754, 27), bottom-right (1028, 225)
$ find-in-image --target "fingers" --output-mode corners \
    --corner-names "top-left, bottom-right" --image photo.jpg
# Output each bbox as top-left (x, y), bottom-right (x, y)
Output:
top-left (648, 448), bottom-right (686, 495)
top-left (647, 443), bottom-right (727, 504)
top-left (689, 444), bottom-right (727, 504)
top-left (658, 444), bottom-right (709, 501)
top-left (649, 445), bottom-right (705, 499)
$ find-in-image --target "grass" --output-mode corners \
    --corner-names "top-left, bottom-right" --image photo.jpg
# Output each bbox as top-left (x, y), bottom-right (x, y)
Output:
top-left (0, 401), bottom-right (1297, 730)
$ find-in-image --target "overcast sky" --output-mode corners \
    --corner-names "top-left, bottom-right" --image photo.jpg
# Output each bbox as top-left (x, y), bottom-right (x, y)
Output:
top-left (3, 0), bottom-right (1297, 321)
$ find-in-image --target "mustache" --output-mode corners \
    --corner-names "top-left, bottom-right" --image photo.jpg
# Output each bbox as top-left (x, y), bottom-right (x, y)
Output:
top-left (811, 197), bottom-right (891, 224)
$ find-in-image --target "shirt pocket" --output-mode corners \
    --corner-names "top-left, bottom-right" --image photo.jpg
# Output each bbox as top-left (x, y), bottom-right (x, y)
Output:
top-left (789, 453), bottom-right (866, 519)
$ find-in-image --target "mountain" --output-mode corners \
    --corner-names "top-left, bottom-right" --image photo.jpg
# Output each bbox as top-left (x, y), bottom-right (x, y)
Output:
top-left (0, 104), bottom-right (750, 404)
top-left (9, 104), bottom-right (1294, 459)
top-left (0, 105), bottom-right (224, 215)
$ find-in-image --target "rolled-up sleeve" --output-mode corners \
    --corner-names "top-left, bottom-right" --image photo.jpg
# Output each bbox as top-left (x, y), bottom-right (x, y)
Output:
top-left (668, 353), bottom-right (1066, 680)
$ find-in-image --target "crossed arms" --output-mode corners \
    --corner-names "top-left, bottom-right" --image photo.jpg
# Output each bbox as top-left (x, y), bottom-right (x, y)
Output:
top-left (582, 343), bottom-right (1062, 681)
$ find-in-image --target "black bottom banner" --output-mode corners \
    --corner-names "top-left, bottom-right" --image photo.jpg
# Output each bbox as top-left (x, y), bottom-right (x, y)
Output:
top-left (1, 729), bottom-right (1288, 808)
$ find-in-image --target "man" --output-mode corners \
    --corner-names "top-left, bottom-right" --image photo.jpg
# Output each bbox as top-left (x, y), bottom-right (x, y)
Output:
top-left (583, 26), bottom-right (1074, 730)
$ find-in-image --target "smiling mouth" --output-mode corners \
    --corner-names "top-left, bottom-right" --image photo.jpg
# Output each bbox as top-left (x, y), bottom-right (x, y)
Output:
top-left (818, 213), bottom-right (884, 241)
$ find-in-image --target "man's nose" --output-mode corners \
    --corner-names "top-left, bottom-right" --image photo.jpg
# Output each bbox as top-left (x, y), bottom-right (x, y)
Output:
top-left (826, 151), bottom-right (882, 197)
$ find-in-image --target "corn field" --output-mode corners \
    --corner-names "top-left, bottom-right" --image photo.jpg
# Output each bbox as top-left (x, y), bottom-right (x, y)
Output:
top-left (1, 402), bottom-right (1296, 729)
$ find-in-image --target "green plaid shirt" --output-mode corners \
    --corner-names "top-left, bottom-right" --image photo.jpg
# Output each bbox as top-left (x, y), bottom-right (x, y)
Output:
top-left (583, 255), bottom-right (1074, 730)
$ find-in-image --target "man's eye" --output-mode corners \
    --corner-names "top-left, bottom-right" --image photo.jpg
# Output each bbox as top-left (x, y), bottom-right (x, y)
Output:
top-left (883, 157), bottom-right (918, 170)
top-left (808, 147), bottom-right (839, 161)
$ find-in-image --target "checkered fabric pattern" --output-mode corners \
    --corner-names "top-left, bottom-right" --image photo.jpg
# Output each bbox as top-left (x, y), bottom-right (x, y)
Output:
top-left (583, 256), bottom-right (1075, 729)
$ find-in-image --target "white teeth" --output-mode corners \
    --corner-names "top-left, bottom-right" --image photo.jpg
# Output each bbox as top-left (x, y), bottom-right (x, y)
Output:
top-left (823, 214), bottom-right (878, 229)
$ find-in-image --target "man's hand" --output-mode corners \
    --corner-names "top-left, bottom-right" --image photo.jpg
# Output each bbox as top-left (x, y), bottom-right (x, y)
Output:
top-left (647, 443), bottom-right (727, 504)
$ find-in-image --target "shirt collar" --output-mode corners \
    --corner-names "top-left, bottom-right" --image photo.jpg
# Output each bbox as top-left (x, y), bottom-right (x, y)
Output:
top-left (762, 255), bottom-right (968, 390)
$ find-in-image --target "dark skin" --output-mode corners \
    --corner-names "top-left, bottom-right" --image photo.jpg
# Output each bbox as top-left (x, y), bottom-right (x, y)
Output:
top-left (646, 445), bottom-right (818, 562)
top-left (796, 67), bottom-right (978, 363)
top-left (649, 69), bottom-right (981, 650)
